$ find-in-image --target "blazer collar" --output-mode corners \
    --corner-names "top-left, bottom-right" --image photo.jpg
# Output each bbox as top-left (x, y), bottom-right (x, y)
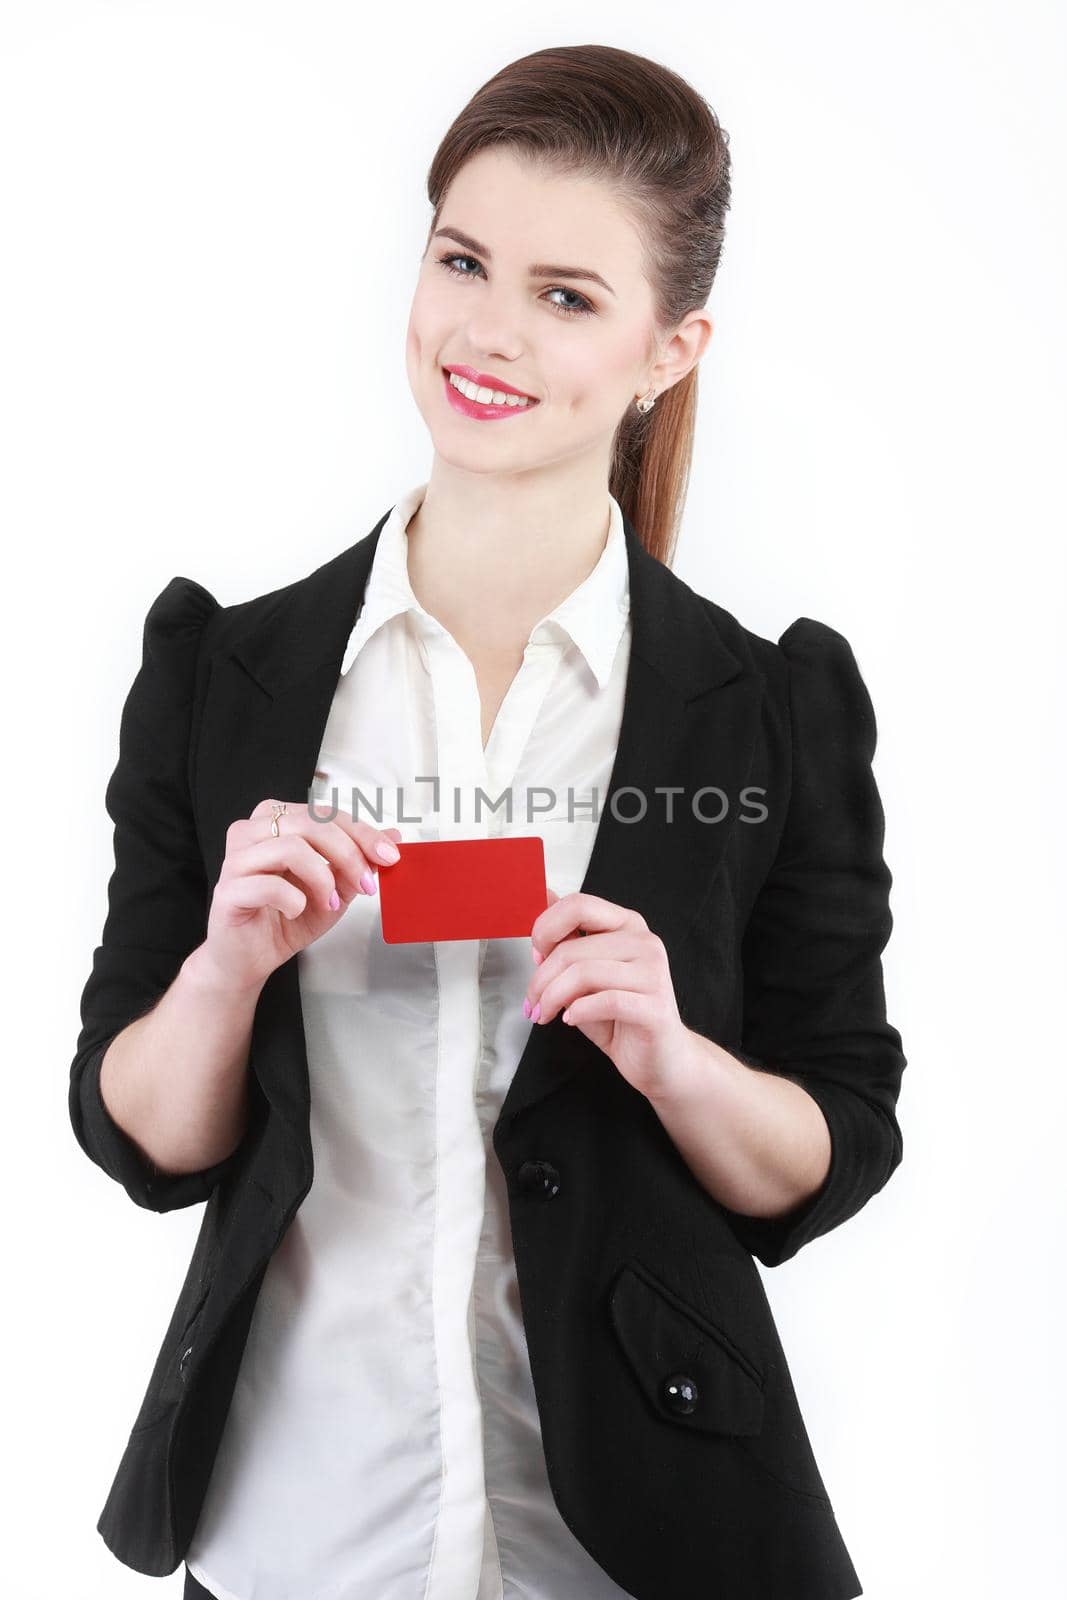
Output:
top-left (227, 504), bottom-right (742, 705)
top-left (206, 504), bottom-right (759, 1198)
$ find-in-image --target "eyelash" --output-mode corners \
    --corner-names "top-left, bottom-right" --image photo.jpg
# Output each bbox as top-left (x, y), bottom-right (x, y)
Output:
top-left (434, 252), bottom-right (596, 319)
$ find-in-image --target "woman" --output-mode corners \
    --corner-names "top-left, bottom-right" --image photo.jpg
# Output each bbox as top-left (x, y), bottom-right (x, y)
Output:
top-left (71, 44), bottom-right (906, 1600)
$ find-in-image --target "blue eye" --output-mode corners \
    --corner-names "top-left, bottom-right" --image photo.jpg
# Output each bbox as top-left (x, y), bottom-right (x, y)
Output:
top-left (434, 252), bottom-right (595, 319)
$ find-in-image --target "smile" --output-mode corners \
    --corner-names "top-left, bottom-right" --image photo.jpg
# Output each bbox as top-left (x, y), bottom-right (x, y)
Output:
top-left (442, 365), bottom-right (541, 421)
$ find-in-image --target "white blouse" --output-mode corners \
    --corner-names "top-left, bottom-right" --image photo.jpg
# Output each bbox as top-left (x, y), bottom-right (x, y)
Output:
top-left (185, 483), bottom-right (638, 1600)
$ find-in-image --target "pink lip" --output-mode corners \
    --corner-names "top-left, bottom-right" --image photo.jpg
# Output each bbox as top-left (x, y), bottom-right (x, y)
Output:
top-left (445, 363), bottom-right (538, 399)
top-left (442, 364), bottom-right (541, 421)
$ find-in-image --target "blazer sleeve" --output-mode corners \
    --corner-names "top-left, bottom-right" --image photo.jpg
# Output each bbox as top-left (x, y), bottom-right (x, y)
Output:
top-left (68, 575), bottom-right (247, 1213)
top-left (718, 617), bottom-right (907, 1268)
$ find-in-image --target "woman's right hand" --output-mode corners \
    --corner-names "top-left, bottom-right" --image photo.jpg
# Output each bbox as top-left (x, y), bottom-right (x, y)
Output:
top-left (196, 798), bottom-right (402, 993)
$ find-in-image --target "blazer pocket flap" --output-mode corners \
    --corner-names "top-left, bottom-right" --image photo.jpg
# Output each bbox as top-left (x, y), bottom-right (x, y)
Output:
top-left (609, 1257), bottom-right (765, 1437)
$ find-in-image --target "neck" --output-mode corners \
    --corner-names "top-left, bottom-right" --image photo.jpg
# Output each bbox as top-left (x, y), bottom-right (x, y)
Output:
top-left (403, 460), bottom-right (613, 651)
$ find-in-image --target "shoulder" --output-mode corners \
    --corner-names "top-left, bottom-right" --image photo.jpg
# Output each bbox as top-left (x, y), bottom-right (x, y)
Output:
top-left (686, 582), bottom-right (859, 702)
top-left (156, 526), bottom-right (381, 659)
top-left (676, 578), bottom-right (880, 765)
top-left (719, 608), bottom-right (884, 804)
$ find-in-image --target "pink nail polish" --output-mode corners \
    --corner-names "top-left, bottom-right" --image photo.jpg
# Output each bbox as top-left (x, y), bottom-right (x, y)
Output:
top-left (360, 869), bottom-right (377, 895)
top-left (523, 998), bottom-right (531, 1019)
top-left (329, 889), bottom-right (341, 911)
top-left (531, 1001), bottom-right (541, 1023)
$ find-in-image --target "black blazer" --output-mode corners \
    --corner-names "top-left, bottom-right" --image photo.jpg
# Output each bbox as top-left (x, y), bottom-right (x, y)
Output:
top-left (70, 505), bottom-right (906, 1599)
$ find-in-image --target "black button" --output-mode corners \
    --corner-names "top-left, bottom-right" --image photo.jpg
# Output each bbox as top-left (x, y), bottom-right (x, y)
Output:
top-left (516, 1159), bottom-right (561, 1199)
top-left (660, 1373), bottom-right (699, 1415)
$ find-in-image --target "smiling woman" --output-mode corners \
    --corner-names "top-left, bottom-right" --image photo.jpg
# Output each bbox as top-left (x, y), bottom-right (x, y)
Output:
top-left (403, 127), bottom-right (719, 568)
top-left (69, 39), bottom-right (904, 1600)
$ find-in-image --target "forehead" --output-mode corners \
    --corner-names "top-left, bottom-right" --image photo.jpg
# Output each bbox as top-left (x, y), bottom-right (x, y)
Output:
top-left (441, 148), bottom-right (646, 276)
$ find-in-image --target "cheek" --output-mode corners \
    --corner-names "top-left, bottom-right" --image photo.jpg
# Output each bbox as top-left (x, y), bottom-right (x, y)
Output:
top-left (407, 279), bottom-right (442, 344)
top-left (405, 284), bottom-right (451, 389)
top-left (556, 335), bottom-right (638, 415)
top-left (405, 312), bottom-right (422, 370)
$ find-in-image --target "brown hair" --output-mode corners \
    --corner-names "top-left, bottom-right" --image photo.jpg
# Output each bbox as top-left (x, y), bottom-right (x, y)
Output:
top-left (423, 44), bottom-right (732, 567)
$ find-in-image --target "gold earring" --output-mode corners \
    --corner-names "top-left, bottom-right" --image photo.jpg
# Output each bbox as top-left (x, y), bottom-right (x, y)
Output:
top-left (635, 387), bottom-right (656, 414)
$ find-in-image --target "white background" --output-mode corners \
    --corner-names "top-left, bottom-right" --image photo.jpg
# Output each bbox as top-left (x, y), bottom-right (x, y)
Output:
top-left (2, 2), bottom-right (1064, 1595)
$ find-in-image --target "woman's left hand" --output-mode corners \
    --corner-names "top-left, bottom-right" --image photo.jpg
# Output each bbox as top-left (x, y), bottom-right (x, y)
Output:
top-left (525, 888), bottom-right (692, 1103)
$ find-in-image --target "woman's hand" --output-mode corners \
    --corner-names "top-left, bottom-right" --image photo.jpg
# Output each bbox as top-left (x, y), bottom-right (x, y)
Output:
top-left (197, 798), bottom-right (403, 993)
top-left (525, 888), bottom-right (692, 1103)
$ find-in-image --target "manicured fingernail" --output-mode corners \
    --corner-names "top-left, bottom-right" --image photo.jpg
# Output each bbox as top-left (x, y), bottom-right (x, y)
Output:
top-left (329, 889), bottom-right (341, 911)
top-left (376, 839), bottom-right (400, 863)
top-left (360, 869), bottom-right (377, 894)
top-left (530, 1001), bottom-right (541, 1023)
top-left (531, 947), bottom-right (544, 966)
top-left (523, 997), bottom-right (531, 1018)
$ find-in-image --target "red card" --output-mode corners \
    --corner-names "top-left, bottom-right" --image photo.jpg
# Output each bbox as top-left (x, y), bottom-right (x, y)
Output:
top-left (378, 836), bottom-right (548, 943)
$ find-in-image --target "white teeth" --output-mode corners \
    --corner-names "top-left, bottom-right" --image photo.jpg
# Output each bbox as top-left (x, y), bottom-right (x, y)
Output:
top-left (448, 371), bottom-right (531, 407)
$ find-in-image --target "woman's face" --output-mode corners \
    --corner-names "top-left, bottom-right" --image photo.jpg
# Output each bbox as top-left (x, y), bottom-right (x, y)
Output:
top-left (405, 147), bottom-right (674, 477)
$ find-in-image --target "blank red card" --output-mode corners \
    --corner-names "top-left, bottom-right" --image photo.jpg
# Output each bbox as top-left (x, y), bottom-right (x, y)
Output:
top-left (378, 836), bottom-right (547, 943)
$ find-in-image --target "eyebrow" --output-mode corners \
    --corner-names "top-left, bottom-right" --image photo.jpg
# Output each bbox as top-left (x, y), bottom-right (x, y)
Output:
top-left (431, 226), bottom-right (617, 297)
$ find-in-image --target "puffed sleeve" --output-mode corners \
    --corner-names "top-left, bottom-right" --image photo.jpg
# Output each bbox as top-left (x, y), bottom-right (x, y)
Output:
top-left (717, 617), bottom-right (907, 1268)
top-left (68, 575), bottom-right (248, 1213)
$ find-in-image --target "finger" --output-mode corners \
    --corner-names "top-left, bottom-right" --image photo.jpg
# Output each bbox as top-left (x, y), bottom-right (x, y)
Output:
top-left (249, 799), bottom-right (403, 870)
top-left (560, 989), bottom-right (656, 1028)
top-left (297, 817), bottom-right (382, 893)
top-left (215, 871), bottom-right (308, 922)
top-left (245, 806), bottom-right (393, 895)
top-left (528, 931), bottom-right (645, 995)
top-left (527, 959), bottom-right (656, 1025)
top-left (332, 815), bottom-right (404, 866)
top-left (531, 892), bottom-right (635, 958)
top-left (532, 886), bottom-right (560, 965)
top-left (229, 832), bottom-right (371, 910)
top-left (303, 803), bottom-right (403, 866)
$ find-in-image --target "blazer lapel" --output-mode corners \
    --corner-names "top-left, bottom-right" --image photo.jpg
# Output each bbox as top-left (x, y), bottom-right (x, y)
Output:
top-left (194, 506), bottom-right (761, 1193)
top-left (496, 527), bottom-right (760, 1132)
